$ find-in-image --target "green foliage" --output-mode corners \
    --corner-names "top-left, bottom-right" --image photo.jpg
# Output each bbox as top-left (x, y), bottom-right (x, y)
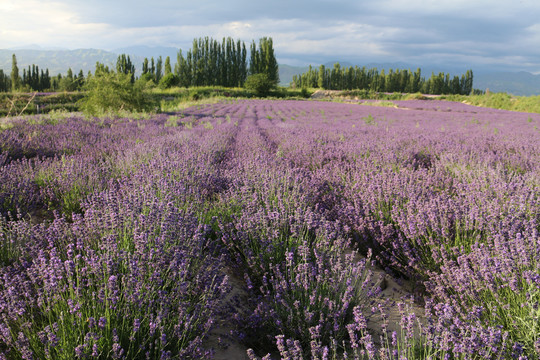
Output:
top-left (58, 70), bottom-right (78, 92)
top-left (136, 73), bottom-right (156, 88)
top-left (0, 69), bottom-right (10, 92)
top-left (249, 37), bottom-right (279, 85)
top-left (244, 73), bottom-right (275, 96)
top-left (11, 54), bottom-right (20, 91)
top-left (155, 86), bottom-right (246, 112)
top-left (155, 56), bottom-right (163, 83)
top-left (158, 73), bottom-right (179, 89)
top-left (292, 63), bottom-right (473, 95)
top-left (0, 92), bottom-right (84, 117)
top-left (164, 115), bottom-right (181, 127)
top-left (362, 114), bottom-right (376, 125)
top-left (164, 56), bottom-right (172, 75)
top-left (116, 54), bottom-right (135, 83)
top-left (174, 37), bottom-right (248, 87)
top-left (79, 66), bottom-right (155, 117)
top-left (318, 65), bottom-right (325, 88)
top-left (442, 92), bottom-right (540, 114)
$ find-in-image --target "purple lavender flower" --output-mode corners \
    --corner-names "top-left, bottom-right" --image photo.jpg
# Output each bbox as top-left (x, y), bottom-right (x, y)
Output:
top-left (98, 317), bottom-right (107, 330)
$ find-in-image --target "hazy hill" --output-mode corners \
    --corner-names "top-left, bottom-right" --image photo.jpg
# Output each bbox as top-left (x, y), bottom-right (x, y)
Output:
top-left (279, 64), bottom-right (309, 85)
top-left (0, 48), bottom-right (118, 76)
top-left (112, 46), bottom-right (179, 64)
top-left (473, 71), bottom-right (540, 96)
top-left (1, 48), bottom-right (539, 95)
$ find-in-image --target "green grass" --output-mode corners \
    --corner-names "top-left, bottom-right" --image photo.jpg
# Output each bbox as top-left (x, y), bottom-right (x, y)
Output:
top-left (441, 92), bottom-right (540, 113)
top-left (0, 92), bottom-right (84, 117)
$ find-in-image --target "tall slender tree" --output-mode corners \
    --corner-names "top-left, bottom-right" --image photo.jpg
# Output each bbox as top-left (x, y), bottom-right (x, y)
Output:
top-left (0, 70), bottom-right (9, 92)
top-left (142, 58), bottom-right (149, 75)
top-left (11, 54), bottom-right (19, 91)
top-left (155, 56), bottom-right (163, 83)
top-left (164, 56), bottom-right (172, 76)
top-left (150, 57), bottom-right (155, 79)
top-left (318, 65), bottom-right (325, 89)
top-left (248, 37), bottom-right (279, 85)
top-left (116, 54), bottom-right (135, 83)
top-left (77, 69), bottom-right (85, 89)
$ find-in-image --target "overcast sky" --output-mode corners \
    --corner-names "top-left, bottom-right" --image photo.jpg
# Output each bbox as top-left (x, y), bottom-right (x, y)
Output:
top-left (1, 0), bottom-right (539, 72)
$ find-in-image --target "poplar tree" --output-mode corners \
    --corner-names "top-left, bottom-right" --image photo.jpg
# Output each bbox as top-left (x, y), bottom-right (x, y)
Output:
top-left (464, 70), bottom-right (473, 95)
top-left (175, 50), bottom-right (190, 87)
top-left (261, 37), bottom-right (279, 85)
top-left (318, 65), bottom-right (325, 89)
top-left (116, 54), bottom-right (135, 83)
top-left (240, 41), bottom-right (247, 86)
top-left (164, 56), bottom-right (172, 76)
top-left (142, 58), bottom-right (149, 74)
top-left (248, 37), bottom-right (279, 86)
top-left (155, 56), bottom-right (163, 83)
top-left (34, 65), bottom-right (40, 90)
top-left (77, 70), bottom-right (85, 89)
top-left (44, 69), bottom-right (51, 91)
top-left (11, 54), bottom-right (19, 91)
top-left (249, 41), bottom-right (260, 75)
top-left (0, 70), bottom-right (8, 92)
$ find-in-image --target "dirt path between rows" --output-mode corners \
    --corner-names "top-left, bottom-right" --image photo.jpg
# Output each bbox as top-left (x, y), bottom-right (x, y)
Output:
top-left (207, 255), bottom-right (426, 358)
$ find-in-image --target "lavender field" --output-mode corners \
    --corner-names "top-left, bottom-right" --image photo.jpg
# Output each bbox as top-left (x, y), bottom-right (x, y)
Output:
top-left (0, 99), bottom-right (539, 359)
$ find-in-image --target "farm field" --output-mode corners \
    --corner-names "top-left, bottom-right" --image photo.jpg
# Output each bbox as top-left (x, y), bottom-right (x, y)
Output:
top-left (0, 99), bottom-right (539, 359)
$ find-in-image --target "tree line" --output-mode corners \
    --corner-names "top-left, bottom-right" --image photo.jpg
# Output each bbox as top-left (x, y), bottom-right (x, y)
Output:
top-left (0, 37), bottom-right (279, 93)
top-left (291, 63), bottom-right (474, 95)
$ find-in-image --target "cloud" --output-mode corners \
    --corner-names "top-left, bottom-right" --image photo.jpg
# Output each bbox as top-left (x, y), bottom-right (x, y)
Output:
top-left (0, 0), bottom-right (111, 48)
top-left (0, 0), bottom-right (539, 72)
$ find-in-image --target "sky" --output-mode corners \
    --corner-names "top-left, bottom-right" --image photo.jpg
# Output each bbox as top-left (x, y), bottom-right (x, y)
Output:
top-left (1, 0), bottom-right (539, 73)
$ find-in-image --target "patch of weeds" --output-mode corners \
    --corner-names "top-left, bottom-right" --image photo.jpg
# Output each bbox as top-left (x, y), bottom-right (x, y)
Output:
top-left (362, 114), bottom-right (376, 125)
top-left (0, 119), bottom-right (14, 131)
top-left (182, 117), bottom-right (196, 129)
top-left (360, 100), bottom-right (396, 108)
top-left (165, 116), bottom-right (181, 127)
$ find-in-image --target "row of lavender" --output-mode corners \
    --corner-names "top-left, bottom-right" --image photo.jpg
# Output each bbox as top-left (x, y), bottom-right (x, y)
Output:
top-left (0, 108), bottom-right (246, 358)
top-left (220, 100), bottom-right (540, 359)
top-left (1, 99), bottom-right (539, 359)
top-left (243, 100), bottom-right (539, 358)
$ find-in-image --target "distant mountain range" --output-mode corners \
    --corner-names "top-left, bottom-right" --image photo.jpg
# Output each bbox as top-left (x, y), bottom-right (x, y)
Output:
top-left (1, 48), bottom-right (539, 96)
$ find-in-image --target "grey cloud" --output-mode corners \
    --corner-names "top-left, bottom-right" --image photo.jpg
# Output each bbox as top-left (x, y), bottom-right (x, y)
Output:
top-left (3, 0), bottom-right (540, 73)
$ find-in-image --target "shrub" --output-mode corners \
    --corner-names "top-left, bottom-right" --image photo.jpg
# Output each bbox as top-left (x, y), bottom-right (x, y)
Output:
top-left (135, 73), bottom-right (156, 88)
top-left (79, 71), bottom-right (155, 117)
top-left (244, 73), bottom-right (275, 96)
top-left (158, 73), bottom-right (178, 89)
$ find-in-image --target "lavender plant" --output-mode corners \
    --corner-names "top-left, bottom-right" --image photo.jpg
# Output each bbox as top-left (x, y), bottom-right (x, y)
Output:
top-left (0, 190), bottom-right (229, 359)
top-left (1, 98), bottom-right (538, 359)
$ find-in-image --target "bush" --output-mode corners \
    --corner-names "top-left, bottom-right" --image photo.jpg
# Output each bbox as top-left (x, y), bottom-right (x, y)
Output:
top-left (158, 73), bottom-right (178, 89)
top-left (136, 73), bottom-right (156, 87)
top-left (244, 73), bottom-right (276, 96)
top-left (79, 71), bottom-right (155, 117)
